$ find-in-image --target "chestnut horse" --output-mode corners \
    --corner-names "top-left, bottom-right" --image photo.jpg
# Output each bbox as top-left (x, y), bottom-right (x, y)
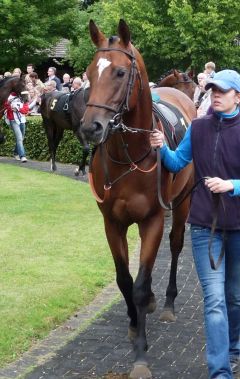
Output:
top-left (157, 69), bottom-right (196, 100)
top-left (80, 20), bottom-right (196, 379)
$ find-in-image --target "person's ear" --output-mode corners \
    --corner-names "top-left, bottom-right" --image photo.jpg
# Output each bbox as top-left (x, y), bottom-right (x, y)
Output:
top-left (236, 92), bottom-right (240, 104)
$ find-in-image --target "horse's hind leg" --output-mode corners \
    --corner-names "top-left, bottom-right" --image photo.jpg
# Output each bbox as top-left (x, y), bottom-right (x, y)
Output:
top-left (160, 196), bottom-right (190, 322)
top-left (43, 121), bottom-right (61, 172)
top-left (75, 144), bottom-right (90, 176)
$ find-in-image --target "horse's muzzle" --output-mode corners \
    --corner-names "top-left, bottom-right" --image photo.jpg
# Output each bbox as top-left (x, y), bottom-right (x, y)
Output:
top-left (80, 119), bottom-right (105, 145)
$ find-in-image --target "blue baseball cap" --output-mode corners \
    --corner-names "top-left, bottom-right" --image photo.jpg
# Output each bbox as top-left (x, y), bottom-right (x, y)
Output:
top-left (205, 69), bottom-right (240, 92)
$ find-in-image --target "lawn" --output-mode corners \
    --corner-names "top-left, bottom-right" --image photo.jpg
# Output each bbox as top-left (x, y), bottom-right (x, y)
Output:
top-left (0, 164), bottom-right (138, 366)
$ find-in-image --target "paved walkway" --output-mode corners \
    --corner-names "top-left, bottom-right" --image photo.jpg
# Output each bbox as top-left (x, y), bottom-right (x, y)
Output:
top-left (0, 157), bottom-right (207, 379)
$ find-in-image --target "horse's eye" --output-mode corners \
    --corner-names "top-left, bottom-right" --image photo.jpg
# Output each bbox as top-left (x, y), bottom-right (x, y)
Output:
top-left (117, 69), bottom-right (125, 78)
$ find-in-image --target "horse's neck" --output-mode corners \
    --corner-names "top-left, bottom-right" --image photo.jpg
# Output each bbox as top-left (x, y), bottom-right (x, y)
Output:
top-left (107, 87), bottom-right (153, 160)
top-left (125, 87), bottom-right (152, 130)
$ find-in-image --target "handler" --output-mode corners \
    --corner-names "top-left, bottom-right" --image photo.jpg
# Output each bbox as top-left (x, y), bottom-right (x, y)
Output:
top-left (150, 69), bottom-right (240, 379)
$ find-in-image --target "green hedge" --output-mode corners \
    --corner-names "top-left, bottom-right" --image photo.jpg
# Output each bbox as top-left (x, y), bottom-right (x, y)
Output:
top-left (0, 116), bottom-right (85, 164)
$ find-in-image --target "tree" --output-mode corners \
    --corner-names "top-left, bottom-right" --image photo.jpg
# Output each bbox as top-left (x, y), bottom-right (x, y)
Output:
top-left (69, 0), bottom-right (240, 79)
top-left (168, 0), bottom-right (240, 72)
top-left (69, 0), bottom-right (185, 79)
top-left (0, 0), bottom-right (80, 71)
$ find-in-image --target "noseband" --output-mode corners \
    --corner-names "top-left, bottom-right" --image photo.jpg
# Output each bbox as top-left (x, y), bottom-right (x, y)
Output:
top-left (86, 47), bottom-right (143, 126)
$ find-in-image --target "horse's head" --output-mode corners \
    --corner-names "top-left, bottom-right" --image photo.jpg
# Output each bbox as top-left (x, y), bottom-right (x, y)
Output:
top-left (80, 20), bottom-right (147, 145)
top-left (0, 76), bottom-right (26, 107)
top-left (13, 76), bottom-right (26, 96)
top-left (157, 69), bottom-right (196, 100)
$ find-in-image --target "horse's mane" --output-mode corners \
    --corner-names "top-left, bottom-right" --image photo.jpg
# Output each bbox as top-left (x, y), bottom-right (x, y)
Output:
top-left (0, 77), bottom-right (9, 88)
top-left (0, 76), bottom-right (19, 88)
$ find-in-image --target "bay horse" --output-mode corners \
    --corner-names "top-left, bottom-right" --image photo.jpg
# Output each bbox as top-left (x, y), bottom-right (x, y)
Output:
top-left (79, 20), bottom-right (196, 379)
top-left (0, 76), bottom-right (26, 143)
top-left (157, 69), bottom-right (196, 100)
top-left (40, 88), bottom-right (90, 175)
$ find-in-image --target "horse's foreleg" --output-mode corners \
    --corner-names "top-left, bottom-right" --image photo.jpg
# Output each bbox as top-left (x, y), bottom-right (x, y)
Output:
top-left (160, 196), bottom-right (190, 322)
top-left (130, 214), bottom-right (164, 379)
top-left (104, 220), bottom-right (137, 332)
top-left (75, 144), bottom-right (90, 176)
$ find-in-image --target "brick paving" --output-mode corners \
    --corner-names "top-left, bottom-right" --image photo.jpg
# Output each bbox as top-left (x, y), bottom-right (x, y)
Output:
top-left (0, 158), bottom-right (207, 379)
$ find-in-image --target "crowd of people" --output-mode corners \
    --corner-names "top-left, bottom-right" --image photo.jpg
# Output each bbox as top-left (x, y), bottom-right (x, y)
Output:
top-left (0, 64), bottom-right (89, 162)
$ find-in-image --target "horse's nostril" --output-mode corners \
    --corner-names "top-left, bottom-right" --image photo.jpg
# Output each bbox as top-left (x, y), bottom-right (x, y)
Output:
top-left (92, 121), bottom-right (103, 134)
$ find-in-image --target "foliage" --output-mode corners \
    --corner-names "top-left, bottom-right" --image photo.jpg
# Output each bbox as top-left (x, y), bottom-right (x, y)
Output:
top-left (0, 164), bottom-right (139, 365)
top-left (168, 0), bottom-right (240, 72)
top-left (69, 0), bottom-right (240, 79)
top-left (0, 0), bottom-right (80, 71)
top-left (0, 116), bottom-right (86, 165)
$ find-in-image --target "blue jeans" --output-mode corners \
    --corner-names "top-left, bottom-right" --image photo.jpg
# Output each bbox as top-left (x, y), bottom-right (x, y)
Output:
top-left (10, 121), bottom-right (26, 158)
top-left (191, 225), bottom-right (240, 378)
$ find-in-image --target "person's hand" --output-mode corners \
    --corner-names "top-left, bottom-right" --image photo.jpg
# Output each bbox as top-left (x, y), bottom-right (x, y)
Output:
top-left (205, 177), bottom-right (234, 193)
top-left (149, 129), bottom-right (165, 148)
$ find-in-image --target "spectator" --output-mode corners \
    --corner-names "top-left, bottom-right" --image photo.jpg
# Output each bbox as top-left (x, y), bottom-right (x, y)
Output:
top-left (45, 67), bottom-right (62, 91)
top-left (4, 91), bottom-right (29, 162)
top-left (197, 88), bottom-right (212, 118)
top-left (12, 68), bottom-right (22, 77)
top-left (204, 61), bottom-right (216, 79)
top-left (4, 71), bottom-right (12, 78)
top-left (25, 63), bottom-right (35, 84)
top-left (62, 73), bottom-right (72, 93)
top-left (71, 77), bottom-right (82, 92)
top-left (28, 72), bottom-right (45, 94)
top-left (81, 71), bottom-right (90, 89)
top-left (193, 72), bottom-right (208, 108)
top-left (28, 88), bottom-right (41, 115)
top-left (44, 80), bottom-right (58, 93)
top-left (149, 69), bottom-right (240, 379)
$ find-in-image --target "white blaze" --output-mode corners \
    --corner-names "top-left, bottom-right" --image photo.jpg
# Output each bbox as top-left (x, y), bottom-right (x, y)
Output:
top-left (97, 58), bottom-right (111, 79)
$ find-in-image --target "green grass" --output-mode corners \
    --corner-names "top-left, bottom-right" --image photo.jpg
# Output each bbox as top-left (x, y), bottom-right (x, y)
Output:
top-left (0, 164), bottom-right (138, 367)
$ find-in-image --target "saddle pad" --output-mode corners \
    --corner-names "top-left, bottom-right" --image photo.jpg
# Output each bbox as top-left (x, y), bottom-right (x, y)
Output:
top-left (152, 100), bottom-right (188, 150)
top-left (155, 103), bottom-right (178, 127)
top-left (50, 93), bottom-right (71, 113)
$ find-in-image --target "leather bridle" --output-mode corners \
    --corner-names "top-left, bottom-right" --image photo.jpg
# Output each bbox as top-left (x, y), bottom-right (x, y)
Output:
top-left (86, 47), bottom-right (143, 140)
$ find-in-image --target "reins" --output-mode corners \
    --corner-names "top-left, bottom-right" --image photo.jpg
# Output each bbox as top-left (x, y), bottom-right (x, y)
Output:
top-left (156, 146), bottom-right (225, 270)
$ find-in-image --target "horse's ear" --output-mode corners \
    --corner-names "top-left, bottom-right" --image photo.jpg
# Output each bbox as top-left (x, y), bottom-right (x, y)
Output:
top-left (173, 69), bottom-right (180, 79)
top-left (187, 69), bottom-right (195, 79)
top-left (89, 20), bottom-right (106, 47)
top-left (118, 19), bottom-right (131, 48)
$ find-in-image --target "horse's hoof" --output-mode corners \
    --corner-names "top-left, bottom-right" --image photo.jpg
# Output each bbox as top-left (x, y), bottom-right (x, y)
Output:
top-left (128, 326), bottom-right (137, 341)
top-left (159, 309), bottom-right (176, 323)
top-left (130, 364), bottom-right (152, 379)
top-left (74, 168), bottom-right (80, 176)
top-left (147, 296), bottom-right (156, 314)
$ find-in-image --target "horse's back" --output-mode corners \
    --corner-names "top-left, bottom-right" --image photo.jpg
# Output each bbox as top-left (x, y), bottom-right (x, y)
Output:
top-left (152, 87), bottom-right (196, 122)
